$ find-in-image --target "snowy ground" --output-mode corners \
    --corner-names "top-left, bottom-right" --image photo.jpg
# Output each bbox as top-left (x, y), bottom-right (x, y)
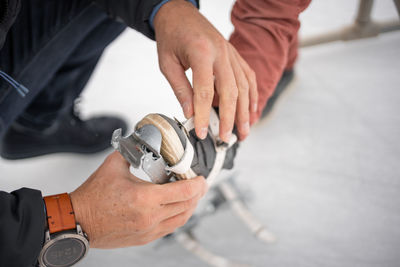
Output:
top-left (1, 0), bottom-right (399, 266)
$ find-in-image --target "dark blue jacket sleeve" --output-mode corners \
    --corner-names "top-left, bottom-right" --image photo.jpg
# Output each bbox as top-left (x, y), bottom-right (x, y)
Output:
top-left (0, 0), bottom-right (21, 50)
top-left (0, 188), bottom-right (45, 267)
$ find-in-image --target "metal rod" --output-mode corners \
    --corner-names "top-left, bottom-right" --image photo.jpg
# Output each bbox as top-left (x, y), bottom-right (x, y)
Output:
top-left (300, 0), bottom-right (400, 48)
top-left (175, 232), bottom-right (249, 267)
top-left (300, 20), bottom-right (400, 47)
top-left (218, 181), bottom-right (276, 243)
top-left (394, 0), bottom-right (400, 18)
top-left (356, 0), bottom-right (373, 25)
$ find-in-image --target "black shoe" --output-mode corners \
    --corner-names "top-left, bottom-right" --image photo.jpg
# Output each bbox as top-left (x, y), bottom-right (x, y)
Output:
top-left (0, 112), bottom-right (127, 160)
top-left (260, 69), bottom-right (295, 119)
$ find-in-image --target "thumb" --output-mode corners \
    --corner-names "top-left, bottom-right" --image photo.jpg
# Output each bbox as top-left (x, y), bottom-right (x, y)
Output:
top-left (160, 56), bottom-right (194, 118)
top-left (106, 151), bottom-right (131, 169)
top-left (157, 176), bottom-right (208, 204)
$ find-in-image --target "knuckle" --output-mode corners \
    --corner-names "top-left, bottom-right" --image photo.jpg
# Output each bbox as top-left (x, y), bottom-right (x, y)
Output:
top-left (231, 89), bottom-right (239, 100)
top-left (197, 90), bottom-right (214, 102)
top-left (222, 89), bottom-right (238, 104)
top-left (253, 91), bottom-right (259, 101)
top-left (251, 86), bottom-right (259, 99)
top-left (174, 87), bottom-right (189, 100)
top-left (238, 107), bottom-right (250, 119)
top-left (193, 38), bottom-right (213, 54)
top-left (238, 81), bottom-right (249, 94)
top-left (249, 69), bottom-right (257, 82)
top-left (181, 182), bottom-right (196, 199)
top-left (220, 115), bottom-right (235, 128)
top-left (104, 153), bottom-right (116, 165)
top-left (183, 198), bottom-right (196, 211)
top-left (215, 37), bottom-right (228, 51)
top-left (159, 60), bottom-right (169, 75)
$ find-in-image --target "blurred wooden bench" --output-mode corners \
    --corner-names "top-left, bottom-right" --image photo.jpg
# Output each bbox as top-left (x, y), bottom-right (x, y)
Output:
top-left (301, 0), bottom-right (400, 47)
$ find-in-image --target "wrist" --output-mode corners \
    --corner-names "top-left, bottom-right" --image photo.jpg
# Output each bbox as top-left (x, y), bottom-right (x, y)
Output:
top-left (69, 191), bottom-right (93, 244)
top-left (40, 193), bottom-right (90, 266)
top-left (152, 0), bottom-right (197, 31)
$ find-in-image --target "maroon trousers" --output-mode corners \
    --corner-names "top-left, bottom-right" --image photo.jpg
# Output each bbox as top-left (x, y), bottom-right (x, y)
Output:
top-left (230, 0), bottom-right (311, 123)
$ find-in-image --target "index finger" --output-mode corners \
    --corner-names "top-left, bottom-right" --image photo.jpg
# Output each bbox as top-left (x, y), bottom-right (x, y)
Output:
top-left (192, 59), bottom-right (214, 139)
top-left (157, 176), bottom-right (208, 204)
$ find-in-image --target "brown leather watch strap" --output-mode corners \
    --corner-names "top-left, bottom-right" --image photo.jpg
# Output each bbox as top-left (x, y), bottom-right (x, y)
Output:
top-left (43, 193), bottom-right (76, 234)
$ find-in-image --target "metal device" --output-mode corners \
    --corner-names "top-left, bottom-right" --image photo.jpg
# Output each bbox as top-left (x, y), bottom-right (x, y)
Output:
top-left (111, 114), bottom-right (275, 267)
top-left (111, 124), bottom-right (171, 184)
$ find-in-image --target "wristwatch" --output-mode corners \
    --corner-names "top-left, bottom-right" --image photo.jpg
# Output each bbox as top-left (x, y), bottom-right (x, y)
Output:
top-left (39, 193), bottom-right (89, 267)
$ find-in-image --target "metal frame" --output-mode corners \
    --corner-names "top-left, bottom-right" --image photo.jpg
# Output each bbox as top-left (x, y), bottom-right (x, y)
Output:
top-left (301, 0), bottom-right (400, 47)
top-left (173, 176), bottom-right (275, 267)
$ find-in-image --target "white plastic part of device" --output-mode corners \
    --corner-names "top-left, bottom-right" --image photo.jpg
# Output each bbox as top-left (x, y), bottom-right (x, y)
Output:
top-left (165, 133), bottom-right (195, 175)
top-left (179, 109), bottom-right (238, 187)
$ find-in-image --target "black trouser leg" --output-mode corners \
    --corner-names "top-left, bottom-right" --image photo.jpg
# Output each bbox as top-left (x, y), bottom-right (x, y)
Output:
top-left (0, 0), bottom-right (126, 135)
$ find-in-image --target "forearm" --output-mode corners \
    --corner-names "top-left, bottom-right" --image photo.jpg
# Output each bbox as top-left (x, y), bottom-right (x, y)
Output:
top-left (0, 188), bottom-right (45, 266)
top-left (229, 0), bottom-right (311, 121)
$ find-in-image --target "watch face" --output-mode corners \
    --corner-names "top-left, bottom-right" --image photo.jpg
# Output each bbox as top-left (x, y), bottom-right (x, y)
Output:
top-left (43, 237), bottom-right (86, 267)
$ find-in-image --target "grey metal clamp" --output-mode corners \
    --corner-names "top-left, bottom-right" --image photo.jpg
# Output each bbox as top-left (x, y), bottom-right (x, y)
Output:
top-left (111, 125), bottom-right (171, 184)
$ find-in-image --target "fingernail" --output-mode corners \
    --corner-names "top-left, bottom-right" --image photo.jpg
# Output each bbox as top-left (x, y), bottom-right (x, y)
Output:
top-left (198, 127), bottom-right (208, 139)
top-left (242, 122), bottom-right (250, 134)
top-left (252, 103), bottom-right (258, 113)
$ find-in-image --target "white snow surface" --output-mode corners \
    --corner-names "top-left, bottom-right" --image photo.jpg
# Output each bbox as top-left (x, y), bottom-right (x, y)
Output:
top-left (1, 0), bottom-right (399, 266)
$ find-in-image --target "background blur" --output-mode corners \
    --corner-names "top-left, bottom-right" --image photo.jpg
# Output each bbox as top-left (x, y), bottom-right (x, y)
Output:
top-left (1, 0), bottom-right (399, 266)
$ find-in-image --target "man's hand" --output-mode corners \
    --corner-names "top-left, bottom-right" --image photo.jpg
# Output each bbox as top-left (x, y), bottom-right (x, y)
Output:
top-left (69, 152), bottom-right (208, 248)
top-left (154, 0), bottom-right (258, 141)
